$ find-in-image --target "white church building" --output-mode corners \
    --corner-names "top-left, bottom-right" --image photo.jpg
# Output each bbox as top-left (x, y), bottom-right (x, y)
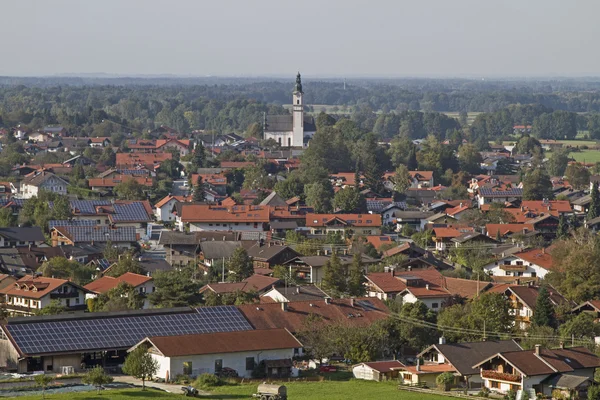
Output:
top-left (263, 73), bottom-right (316, 147)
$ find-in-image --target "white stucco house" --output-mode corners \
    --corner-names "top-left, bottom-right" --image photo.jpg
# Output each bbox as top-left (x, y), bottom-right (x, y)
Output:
top-left (20, 171), bottom-right (68, 199)
top-left (482, 248), bottom-right (553, 279)
top-left (130, 328), bottom-right (302, 381)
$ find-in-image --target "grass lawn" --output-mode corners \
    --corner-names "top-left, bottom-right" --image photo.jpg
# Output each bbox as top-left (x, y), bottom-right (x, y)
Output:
top-left (569, 149), bottom-right (600, 163)
top-left (1, 388), bottom-right (181, 399)
top-left (207, 380), bottom-right (457, 400)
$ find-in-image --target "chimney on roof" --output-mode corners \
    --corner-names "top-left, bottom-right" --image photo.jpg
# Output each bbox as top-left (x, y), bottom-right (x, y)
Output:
top-left (542, 247), bottom-right (545, 254)
top-left (426, 284), bottom-right (430, 290)
top-left (439, 337), bottom-right (446, 345)
top-left (324, 297), bottom-right (331, 305)
top-left (281, 302), bottom-right (288, 312)
top-left (559, 341), bottom-right (564, 349)
top-left (459, 202), bottom-right (463, 208)
top-left (350, 298), bottom-right (355, 308)
top-left (535, 344), bottom-right (541, 356)
top-left (416, 359), bottom-right (421, 372)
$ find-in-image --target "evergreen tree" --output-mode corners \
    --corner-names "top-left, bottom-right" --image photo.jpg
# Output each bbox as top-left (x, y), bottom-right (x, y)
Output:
top-left (557, 215), bottom-right (568, 239)
top-left (321, 252), bottom-right (346, 296)
top-left (347, 254), bottom-right (366, 297)
top-left (226, 247), bottom-right (253, 282)
top-left (193, 176), bottom-right (205, 202)
top-left (495, 229), bottom-right (502, 242)
top-left (522, 167), bottom-right (554, 201)
top-left (588, 181), bottom-right (600, 220)
top-left (407, 146), bottom-right (418, 170)
top-left (191, 141), bottom-right (206, 172)
top-left (532, 286), bottom-right (556, 329)
top-left (354, 160), bottom-right (361, 194)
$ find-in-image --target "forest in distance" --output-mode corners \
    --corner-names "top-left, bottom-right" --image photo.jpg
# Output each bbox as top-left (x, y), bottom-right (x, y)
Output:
top-left (3, 76), bottom-right (600, 146)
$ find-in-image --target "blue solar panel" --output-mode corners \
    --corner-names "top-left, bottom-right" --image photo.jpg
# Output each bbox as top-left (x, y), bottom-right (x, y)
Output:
top-left (111, 203), bottom-right (150, 222)
top-left (70, 200), bottom-right (111, 215)
top-left (48, 220), bottom-right (97, 230)
top-left (478, 188), bottom-right (523, 197)
top-left (6, 306), bottom-right (252, 355)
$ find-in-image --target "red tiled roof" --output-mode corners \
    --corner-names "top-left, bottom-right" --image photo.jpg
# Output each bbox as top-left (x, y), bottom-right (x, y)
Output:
top-left (367, 269), bottom-right (451, 299)
top-left (513, 248), bottom-right (553, 270)
top-left (305, 213), bottom-right (382, 228)
top-left (365, 236), bottom-right (394, 250)
top-left (88, 175), bottom-right (154, 188)
top-left (154, 195), bottom-right (191, 209)
top-left (486, 224), bottom-right (535, 237)
top-left (84, 272), bottom-right (152, 294)
top-left (237, 297), bottom-right (389, 332)
top-left (1, 276), bottom-right (73, 299)
top-left (361, 360), bottom-right (405, 372)
top-left (116, 152), bottom-right (172, 168)
top-left (143, 328), bottom-right (301, 357)
top-left (200, 274), bottom-right (280, 295)
top-left (179, 204), bottom-right (270, 223)
top-left (399, 363), bottom-right (456, 374)
top-left (191, 173), bottom-right (228, 186)
top-left (503, 201), bottom-right (572, 223)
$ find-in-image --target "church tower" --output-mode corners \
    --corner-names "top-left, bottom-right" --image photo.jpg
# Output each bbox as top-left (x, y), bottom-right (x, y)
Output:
top-left (292, 72), bottom-right (304, 147)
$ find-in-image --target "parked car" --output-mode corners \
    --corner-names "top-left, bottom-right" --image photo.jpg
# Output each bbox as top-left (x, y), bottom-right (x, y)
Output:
top-left (319, 365), bottom-right (337, 372)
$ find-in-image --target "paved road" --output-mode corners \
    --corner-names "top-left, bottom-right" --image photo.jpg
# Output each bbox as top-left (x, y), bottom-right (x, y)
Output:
top-left (112, 375), bottom-right (209, 394)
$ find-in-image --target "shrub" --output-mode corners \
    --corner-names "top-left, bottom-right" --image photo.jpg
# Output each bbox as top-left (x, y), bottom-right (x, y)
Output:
top-left (477, 387), bottom-right (490, 398)
top-left (504, 390), bottom-right (517, 400)
top-left (589, 385), bottom-right (600, 400)
top-left (435, 372), bottom-right (454, 385)
top-left (194, 373), bottom-right (223, 389)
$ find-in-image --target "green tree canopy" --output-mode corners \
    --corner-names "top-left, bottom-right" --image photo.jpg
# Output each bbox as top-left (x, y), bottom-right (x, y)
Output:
top-left (226, 247), bottom-right (253, 282)
top-left (522, 167), bottom-right (554, 200)
top-left (333, 187), bottom-right (365, 213)
top-left (149, 265), bottom-right (202, 308)
top-left (122, 346), bottom-right (158, 390)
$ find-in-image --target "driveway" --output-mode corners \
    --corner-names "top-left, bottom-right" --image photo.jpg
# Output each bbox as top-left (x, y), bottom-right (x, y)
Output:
top-left (112, 375), bottom-right (210, 394)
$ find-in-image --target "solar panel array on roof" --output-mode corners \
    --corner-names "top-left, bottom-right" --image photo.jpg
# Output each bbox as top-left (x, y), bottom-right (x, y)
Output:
top-left (62, 226), bottom-right (137, 242)
top-left (111, 203), bottom-right (150, 222)
top-left (366, 200), bottom-right (406, 213)
top-left (6, 306), bottom-right (252, 355)
top-left (48, 220), bottom-right (97, 230)
top-left (478, 188), bottom-right (523, 197)
top-left (118, 169), bottom-right (150, 176)
top-left (70, 200), bottom-right (111, 215)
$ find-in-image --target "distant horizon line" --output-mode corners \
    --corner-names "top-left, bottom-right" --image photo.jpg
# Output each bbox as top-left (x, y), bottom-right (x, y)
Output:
top-left (2, 73), bottom-right (600, 81)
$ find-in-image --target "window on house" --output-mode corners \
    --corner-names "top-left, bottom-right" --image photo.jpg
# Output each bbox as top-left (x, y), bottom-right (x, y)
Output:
top-left (490, 381), bottom-right (500, 389)
top-left (75, 298), bottom-right (79, 304)
top-left (531, 272), bottom-right (536, 277)
top-left (245, 357), bottom-right (255, 370)
top-left (183, 362), bottom-right (193, 376)
top-left (403, 373), bottom-right (412, 381)
top-left (364, 230), bottom-right (372, 235)
top-left (432, 303), bottom-right (439, 309)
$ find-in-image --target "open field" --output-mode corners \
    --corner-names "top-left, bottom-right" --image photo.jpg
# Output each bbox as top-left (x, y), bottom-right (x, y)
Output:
top-left (3, 382), bottom-right (459, 400)
top-left (1, 388), bottom-right (180, 399)
top-left (441, 111), bottom-right (482, 125)
top-left (568, 150), bottom-right (600, 163)
top-left (208, 380), bottom-right (457, 400)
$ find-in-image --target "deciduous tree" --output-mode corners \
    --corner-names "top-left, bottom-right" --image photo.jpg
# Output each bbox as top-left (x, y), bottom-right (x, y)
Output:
top-left (122, 346), bottom-right (158, 390)
top-left (226, 247), bottom-right (253, 282)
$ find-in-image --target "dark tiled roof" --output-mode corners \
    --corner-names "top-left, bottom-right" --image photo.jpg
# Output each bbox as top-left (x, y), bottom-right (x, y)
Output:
top-left (247, 245), bottom-right (299, 262)
top-left (0, 227), bottom-right (44, 243)
top-left (199, 241), bottom-right (242, 259)
top-left (420, 340), bottom-right (522, 376)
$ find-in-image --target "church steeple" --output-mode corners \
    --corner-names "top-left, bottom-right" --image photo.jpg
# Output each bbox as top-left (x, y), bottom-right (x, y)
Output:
top-left (294, 71), bottom-right (303, 93)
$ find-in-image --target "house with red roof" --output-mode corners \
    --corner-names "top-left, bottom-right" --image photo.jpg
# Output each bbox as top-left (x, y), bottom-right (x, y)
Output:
top-left (115, 152), bottom-right (172, 170)
top-left (0, 276), bottom-right (90, 316)
top-left (177, 204), bottom-right (270, 233)
top-left (84, 272), bottom-right (154, 309)
top-left (154, 195), bottom-right (193, 222)
top-left (482, 247), bottom-right (554, 280)
top-left (305, 213), bottom-right (382, 238)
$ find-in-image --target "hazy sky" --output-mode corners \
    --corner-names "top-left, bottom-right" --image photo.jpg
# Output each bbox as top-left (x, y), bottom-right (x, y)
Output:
top-left (2, 0), bottom-right (598, 77)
